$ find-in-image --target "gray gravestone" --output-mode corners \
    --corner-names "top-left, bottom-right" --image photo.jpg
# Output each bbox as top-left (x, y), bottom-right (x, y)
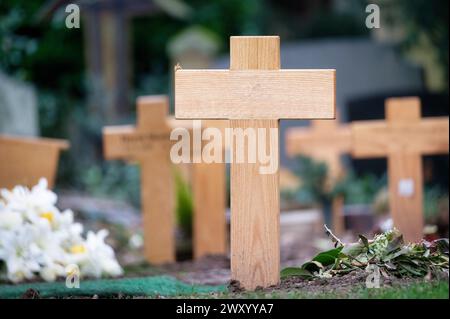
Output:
top-left (0, 71), bottom-right (39, 136)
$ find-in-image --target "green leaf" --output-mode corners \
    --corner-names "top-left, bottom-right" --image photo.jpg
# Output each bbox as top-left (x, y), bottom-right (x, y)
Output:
top-left (280, 267), bottom-right (313, 279)
top-left (312, 247), bottom-right (343, 265)
top-left (313, 253), bottom-right (338, 266)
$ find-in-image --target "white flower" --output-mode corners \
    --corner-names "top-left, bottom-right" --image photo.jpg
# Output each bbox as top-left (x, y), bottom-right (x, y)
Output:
top-left (0, 225), bottom-right (42, 283)
top-left (40, 262), bottom-right (65, 282)
top-left (68, 230), bottom-right (123, 278)
top-left (0, 179), bottom-right (122, 283)
top-left (1, 179), bottom-right (57, 216)
top-left (0, 210), bottom-right (23, 230)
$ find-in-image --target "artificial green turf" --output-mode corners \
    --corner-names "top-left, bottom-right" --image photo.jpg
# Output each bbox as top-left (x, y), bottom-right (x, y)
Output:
top-left (0, 275), bottom-right (226, 299)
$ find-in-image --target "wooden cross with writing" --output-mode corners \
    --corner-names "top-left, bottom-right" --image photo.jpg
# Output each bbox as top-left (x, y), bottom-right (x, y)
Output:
top-left (0, 135), bottom-right (69, 189)
top-left (352, 97), bottom-right (449, 242)
top-left (175, 36), bottom-right (335, 290)
top-left (286, 112), bottom-right (351, 235)
top-left (103, 96), bottom-right (227, 264)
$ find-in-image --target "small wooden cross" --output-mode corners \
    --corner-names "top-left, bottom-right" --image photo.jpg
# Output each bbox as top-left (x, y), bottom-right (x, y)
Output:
top-left (175, 36), bottom-right (335, 290)
top-left (103, 96), bottom-right (228, 263)
top-left (352, 97), bottom-right (449, 242)
top-left (286, 112), bottom-right (351, 235)
top-left (0, 135), bottom-right (69, 189)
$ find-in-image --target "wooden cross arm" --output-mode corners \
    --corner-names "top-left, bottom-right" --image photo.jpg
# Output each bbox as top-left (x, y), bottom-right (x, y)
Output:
top-left (285, 126), bottom-right (351, 157)
top-left (351, 117), bottom-right (449, 158)
top-left (0, 135), bottom-right (70, 150)
top-left (175, 69), bottom-right (336, 120)
top-left (103, 126), bottom-right (135, 160)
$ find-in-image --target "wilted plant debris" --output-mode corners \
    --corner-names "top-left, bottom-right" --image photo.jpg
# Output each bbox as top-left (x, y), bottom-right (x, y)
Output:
top-left (281, 227), bottom-right (449, 280)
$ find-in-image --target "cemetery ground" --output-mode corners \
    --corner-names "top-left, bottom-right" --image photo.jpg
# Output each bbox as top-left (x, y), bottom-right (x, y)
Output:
top-left (1, 199), bottom-right (447, 299)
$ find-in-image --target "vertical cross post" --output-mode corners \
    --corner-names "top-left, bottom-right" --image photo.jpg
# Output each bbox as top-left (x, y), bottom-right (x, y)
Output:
top-left (192, 120), bottom-right (228, 258)
top-left (230, 37), bottom-right (281, 289)
top-left (386, 99), bottom-right (423, 242)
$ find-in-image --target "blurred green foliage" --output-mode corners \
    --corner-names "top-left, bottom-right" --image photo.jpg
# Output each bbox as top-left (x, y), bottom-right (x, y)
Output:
top-left (292, 155), bottom-right (386, 207)
top-left (334, 171), bottom-right (387, 205)
top-left (174, 169), bottom-right (193, 237)
top-left (80, 162), bottom-right (141, 207)
top-left (382, 0), bottom-right (449, 88)
top-left (423, 186), bottom-right (448, 221)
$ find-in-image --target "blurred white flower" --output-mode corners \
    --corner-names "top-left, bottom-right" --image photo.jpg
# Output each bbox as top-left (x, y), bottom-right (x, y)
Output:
top-left (0, 210), bottom-right (23, 230)
top-left (0, 179), bottom-right (122, 283)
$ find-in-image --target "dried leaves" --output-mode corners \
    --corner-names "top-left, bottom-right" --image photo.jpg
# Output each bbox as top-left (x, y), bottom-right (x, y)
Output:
top-left (281, 228), bottom-right (449, 280)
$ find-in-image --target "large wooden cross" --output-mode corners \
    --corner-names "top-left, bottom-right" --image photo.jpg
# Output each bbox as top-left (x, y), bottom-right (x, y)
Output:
top-left (286, 112), bottom-right (351, 235)
top-left (0, 135), bottom-right (69, 189)
top-left (175, 36), bottom-right (335, 290)
top-left (352, 97), bottom-right (449, 242)
top-left (103, 96), bottom-right (227, 264)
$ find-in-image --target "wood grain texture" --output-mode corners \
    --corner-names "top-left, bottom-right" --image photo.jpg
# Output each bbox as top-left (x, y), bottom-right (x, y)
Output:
top-left (351, 97), bottom-right (449, 243)
top-left (175, 69), bottom-right (335, 119)
top-left (229, 36), bottom-right (280, 290)
top-left (231, 119), bottom-right (280, 290)
top-left (0, 135), bottom-right (69, 189)
top-left (103, 96), bottom-right (176, 264)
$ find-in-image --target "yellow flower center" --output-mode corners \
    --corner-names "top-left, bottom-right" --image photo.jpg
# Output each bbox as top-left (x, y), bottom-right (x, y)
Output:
top-left (70, 245), bottom-right (87, 254)
top-left (40, 211), bottom-right (54, 223)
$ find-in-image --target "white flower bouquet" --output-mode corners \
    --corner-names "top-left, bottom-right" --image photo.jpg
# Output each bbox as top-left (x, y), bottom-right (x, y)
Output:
top-left (0, 179), bottom-right (123, 283)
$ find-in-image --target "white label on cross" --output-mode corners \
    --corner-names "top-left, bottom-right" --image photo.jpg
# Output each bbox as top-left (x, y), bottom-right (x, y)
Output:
top-left (398, 178), bottom-right (415, 197)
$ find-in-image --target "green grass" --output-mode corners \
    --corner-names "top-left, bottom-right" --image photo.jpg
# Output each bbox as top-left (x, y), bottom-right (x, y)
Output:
top-left (356, 280), bottom-right (449, 299)
top-left (187, 280), bottom-right (449, 299)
